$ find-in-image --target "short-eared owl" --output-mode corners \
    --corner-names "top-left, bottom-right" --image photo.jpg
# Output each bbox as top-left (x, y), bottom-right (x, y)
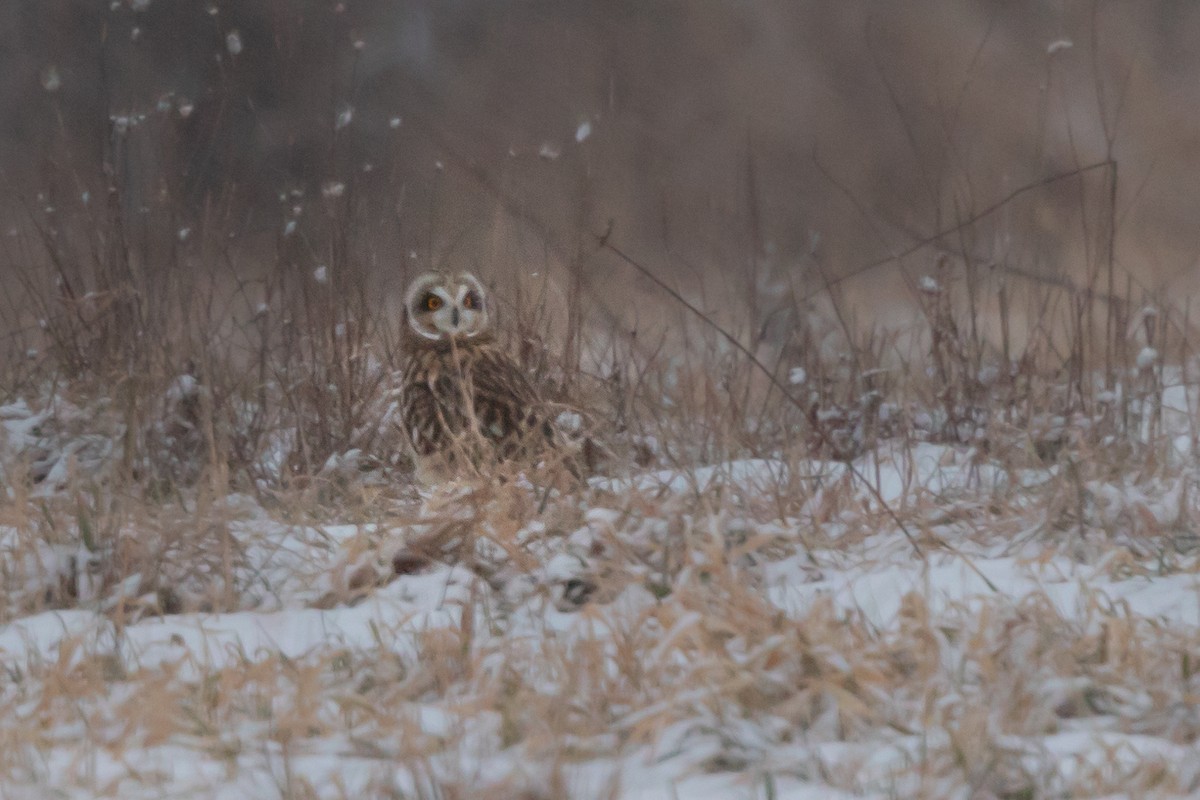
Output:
top-left (399, 271), bottom-right (557, 482)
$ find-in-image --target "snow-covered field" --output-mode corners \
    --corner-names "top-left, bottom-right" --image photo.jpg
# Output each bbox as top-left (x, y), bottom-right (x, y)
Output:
top-left (3, 376), bottom-right (1200, 800)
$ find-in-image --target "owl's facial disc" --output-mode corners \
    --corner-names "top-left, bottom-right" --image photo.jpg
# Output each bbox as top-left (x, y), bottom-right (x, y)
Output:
top-left (451, 280), bottom-right (488, 338)
top-left (419, 286), bottom-right (460, 339)
top-left (405, 272), bottom-right (490, 341)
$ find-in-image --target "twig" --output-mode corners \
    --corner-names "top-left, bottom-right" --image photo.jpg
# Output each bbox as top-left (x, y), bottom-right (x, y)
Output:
top-left (805, 159), bottom-right (1115, 302)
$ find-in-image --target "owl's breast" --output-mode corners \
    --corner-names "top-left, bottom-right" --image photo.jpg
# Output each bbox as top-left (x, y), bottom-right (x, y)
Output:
top-left (400, 341), bottom-right (547, 465)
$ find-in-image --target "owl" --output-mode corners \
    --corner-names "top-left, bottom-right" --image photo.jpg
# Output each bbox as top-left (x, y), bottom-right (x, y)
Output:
top-left (398, 271), bottom-right (560, 483)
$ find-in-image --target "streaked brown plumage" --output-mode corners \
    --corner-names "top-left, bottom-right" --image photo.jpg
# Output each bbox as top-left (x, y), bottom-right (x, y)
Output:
top-left (398, 272), bottom-right (557, 482)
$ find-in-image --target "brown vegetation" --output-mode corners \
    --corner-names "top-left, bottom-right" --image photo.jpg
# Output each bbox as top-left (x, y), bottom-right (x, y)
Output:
top-left (3, 3), bottom-right (1200, 797)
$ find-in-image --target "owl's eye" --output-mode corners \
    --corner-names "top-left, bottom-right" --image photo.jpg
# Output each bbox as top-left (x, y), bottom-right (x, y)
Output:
top-left (424, 294), bottom-right (443, 311)
top-left (462, 291), bottom-right (480, 310)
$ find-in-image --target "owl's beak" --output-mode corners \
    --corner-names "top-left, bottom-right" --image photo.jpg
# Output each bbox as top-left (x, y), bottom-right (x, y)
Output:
top-left (450, 308), bottom-right (460, 328)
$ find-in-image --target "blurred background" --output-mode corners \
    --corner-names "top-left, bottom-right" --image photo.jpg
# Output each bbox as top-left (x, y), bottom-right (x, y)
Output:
top-left (2, 0), bottom-right (1199, 363)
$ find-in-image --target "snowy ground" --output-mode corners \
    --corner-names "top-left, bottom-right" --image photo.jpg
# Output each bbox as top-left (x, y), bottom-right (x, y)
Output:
top-left (3, 395), bottom-right (1200, 798)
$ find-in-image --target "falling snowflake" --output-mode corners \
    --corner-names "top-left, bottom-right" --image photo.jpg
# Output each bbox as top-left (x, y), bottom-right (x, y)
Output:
top-left (41, 66), bottom-right (62, 92)
top-left (313, 266), bottom-right (329, 284)
top-left (538, 142), bottom-right (561, 160)
top-left (322, 181), bottom-right (346, 198)
top-left (335, 106), bottom-right (354, 130)
top-left (225, 31), bottom-right (243, 55)
top-left (575, 120), bottom-right (592, 143)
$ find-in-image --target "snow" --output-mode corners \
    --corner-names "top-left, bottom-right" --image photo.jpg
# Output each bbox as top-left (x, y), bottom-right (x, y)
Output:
top-left (0, 609), bottom-right (111, 665)
top-left (40, 65), bottom-right (61, 92)
top-left (595, 457), bottom-right (790, 494)
top-left (120, 582), bottom-right (467, 676)
top-left (767, 548), bottom-right (1200, 630)
top-left (4, 388), bottom-right (1200, 797)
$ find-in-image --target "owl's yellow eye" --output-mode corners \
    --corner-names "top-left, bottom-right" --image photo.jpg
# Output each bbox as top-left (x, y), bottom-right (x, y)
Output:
top-left (424, 294), bottom-right (443, 311)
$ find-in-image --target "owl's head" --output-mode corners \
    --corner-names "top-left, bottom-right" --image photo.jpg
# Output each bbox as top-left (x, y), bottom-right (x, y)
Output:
top-left (404, 272), bottom-right (491, 342)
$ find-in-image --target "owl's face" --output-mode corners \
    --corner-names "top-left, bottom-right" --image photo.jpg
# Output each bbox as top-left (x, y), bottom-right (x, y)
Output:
top-left (404, 272), bottom-right (491, 342)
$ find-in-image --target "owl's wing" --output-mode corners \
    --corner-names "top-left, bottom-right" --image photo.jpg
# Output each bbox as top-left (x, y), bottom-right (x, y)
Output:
top-left (469, 348), bottom-right (554, 447)
top-left (400, 380), bottom-right (449, 456)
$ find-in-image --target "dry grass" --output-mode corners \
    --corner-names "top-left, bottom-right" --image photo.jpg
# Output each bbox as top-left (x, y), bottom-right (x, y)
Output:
top-left (4, 11), bottom-right (1200, 796)
top-left (2, 240), bottom-right (1200, 796)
